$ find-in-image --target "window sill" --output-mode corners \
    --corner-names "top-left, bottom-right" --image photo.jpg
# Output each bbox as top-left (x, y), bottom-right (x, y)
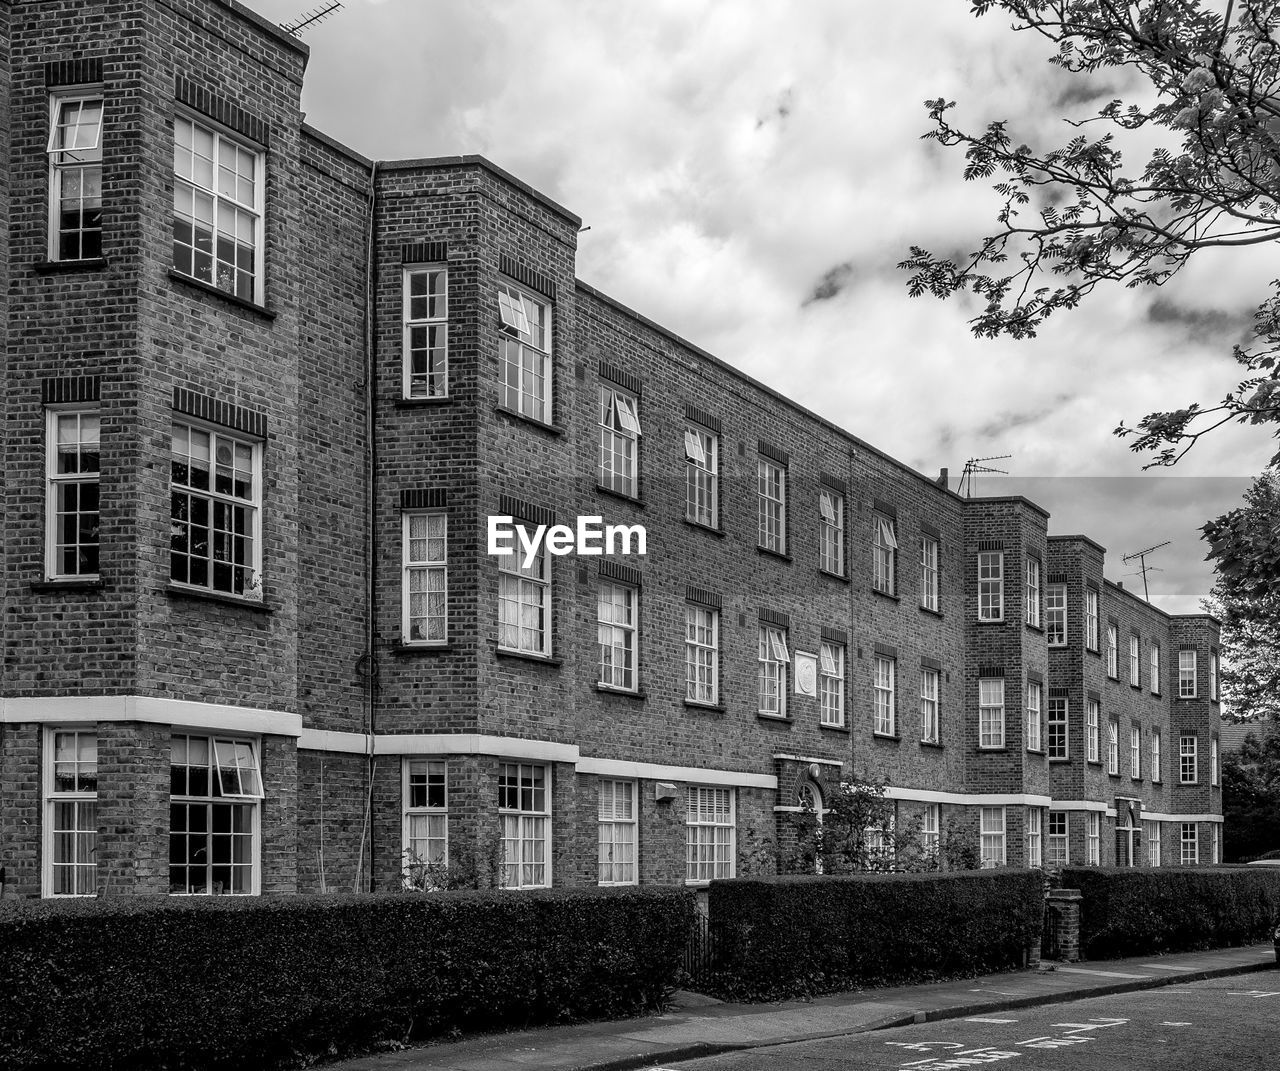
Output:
top-left (756, 545), bottom-right (792, 563)
top-left (819, 722), bottom-right (850, 734)
top-left (1026, 747), bottom-right (1045, 756)
top-left (976, 617), bottom-right (1006, 626)
top-left (34, 257), bottom-right (110, 274)
top-left (1086, 646), bottom-right (1101, 656)
top-left (684, 699), bottom-right (725, 713)
top-left (32, 578), bottom-right (103, 592)
top-left (872, 731), bottom-right (901, 743)
top-left (1049, 757), bottom-right (1071, 764)
top-left (920, 606), bottom-right (943, 619)
top-left (596, 484), bottom-right (644, 508)
top-left (596, 684), bottom-right (646, 700)
top-left (871, 588), bottom-right (899, 603)
top-left (757, 712), bottom-right (792, 724)
top-left (393, 642), bottom-right (454, 655)
top-left (919, 739), bottom-right (944, 750)
top-left (166, 584), bottom-right (273, 613)
top-left (1025, 622), bottom-right (1044, 634)
top-left (683, 518), bottom-right (725, 537)
top-left (1107, 674), bottom-right (1119, 682)
top-left (977, 746), bottom-right (1007, 753)
top-left (495, 647), bottom-right (563, 668)
top-left (168, 270), bottom-right (276, 319)
top-left (493, 404), bottom-right (565, 436)
top-left (1131, 684), bottom-right (1142, 692)
top-left (394, 396), bottom-right (452, 409)
top-left (1087, 759), bottom-right (1102, 767)
top-left (1048, 642), bottom-right (1068, 650)
top-left (1174, 696), bottom-right (1200, 702)
top-left (818, 567), bottom-right (849, 583)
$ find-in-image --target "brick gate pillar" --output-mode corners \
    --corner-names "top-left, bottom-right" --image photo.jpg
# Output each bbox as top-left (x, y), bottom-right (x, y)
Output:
top-left (1046, 888), bottom-right (1083, 962)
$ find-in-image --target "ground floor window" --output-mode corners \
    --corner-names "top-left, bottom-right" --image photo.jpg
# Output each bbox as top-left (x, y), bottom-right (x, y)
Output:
top-left (1086, 812), bottom-right (1100, 865)
top-left (169, 734), bottom-right (262, 895)
top-left (1210, 823), bottom-right (1220, 864)
top-left (1180, 823), bottom-right (1199, 866)
top-left (1144, 820), bottom-right (1161, 866)
top-left (686, 786), bottom-right (734, 882)
top-left (45, 729), bottom-right (98, 896)
top-left (1026, 807), bottom-right (1042, 868)
top-left (1047, 812), bottom-right (1068, 866)
top-left (979, 806), bottom-right (1005, 868)
top-left (598, 779), bottom-right (637, 885)
top-left (920, 803), bottom-right (940, 858)
top-left (499, 762), bottom-right (549, 888)
top-left (404, 759), bottom-right (448, 873)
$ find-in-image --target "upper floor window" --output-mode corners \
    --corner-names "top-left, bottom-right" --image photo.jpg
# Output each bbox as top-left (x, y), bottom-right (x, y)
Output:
top-left (599, 387), bottom-right (641, 497)
top-left (403, 513), bottom-right (447, 645)
top-left (873, 514), bottom-right (897, 595)
top-left (1047, 696), bottom-right (1067, 760)
top-left (919, 666), bottom-right (940, 744)
top-left (1025, 680), bottom-right (1042, 752)
top-left (1129, 635), bottom-right (1141, 687)
top-left (46, 409), bottom-right (100, 580)
top-left (1180, 734), bottom-right (1198, 783)
top-left (169, 733), bottom-right (262, 895)
top-left (757, 459), bottom-right (786, 554)
top-left (819, 642), bottom-right (846, 728)
top-left (1131, 725), bottom-right (1142, 779)
top-left (978, 678), bottom-right (1005, 749)
top-left (48, 95), bottom-right (103, 261)
top-left (1046, 584), bottom-right (1066, 646)
top-left (497, 282), bottom-right (551, 423)
top-left (173, 115), bottom-right (263, 303)
top-left (978, 551), bottom-right (1003, 621)
top-left (1150, 645), bottom-right (1161, 695)
top-left (1211, 738), bottom-right (1219, 786)
top-left (874, 655), bottom-right (896, 735)
top-left (1024, 557), bottom-right (1040, 627)
top-left (1107, 624), bottom-right (1118, 678)
top-left (403, 266), bottom-right (448, 398)
top-left (1151, 729), bottom-right (1162, 783)
top-left (684, 426), bottom-right (718, 528)
top-left (170, 422), bottom-right (262, 598)
top-left (1085, 588), bottom-right (1099, 651)
top-left (1210, 649), bottom-right (1220, 702)
top-left (1107, 719), bottom-right (1119, 775)
top-left (685, 605), bottom-right (719, 705)
top-left (598, 581), bottom-right (637, 692)
top-left (45, 729), bottom-right (98, 896)
top-left (1178, 649), bottom-right (1197, 698)
top-left (1086, 698), bottom-right (1100, 763)
top-left (758, 625), bottom-right (790, 717)
top-left (497, 540), bottom-right (550, 656)
top-left (921, 536), bottom-right (939, 611)
top-left (819, 490), bottom-right (845, 575)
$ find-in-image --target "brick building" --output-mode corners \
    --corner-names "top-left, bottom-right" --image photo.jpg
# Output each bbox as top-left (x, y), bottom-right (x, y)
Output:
top-left (0, 0), bottom-right (1223, 898)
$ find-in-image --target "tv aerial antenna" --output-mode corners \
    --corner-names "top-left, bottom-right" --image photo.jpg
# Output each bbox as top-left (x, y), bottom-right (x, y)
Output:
top-left (958, 454), bottom-right (1012, 499)
top-left (1122, 541), bottom-right (1170, 602)
top-left (280, 2), bottom-right (344, 37)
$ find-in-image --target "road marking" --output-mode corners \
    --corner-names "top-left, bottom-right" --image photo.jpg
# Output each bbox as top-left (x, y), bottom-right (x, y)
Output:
top-left (966, 1017), bottom-right (1017, 1023)
top-left (1054, 967), bottom-right (1151, 979)
top-left (1227, 990), bottom-right (1280, 998)
top-left (1140, 964), bottom-right (1194, 971)
top-left (1161, 1021), bottom-right (1193, 1026)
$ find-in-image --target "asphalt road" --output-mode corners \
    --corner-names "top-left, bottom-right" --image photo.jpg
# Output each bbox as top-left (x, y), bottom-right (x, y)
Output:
top-left (649, 977), bottom-right (1280, 1071)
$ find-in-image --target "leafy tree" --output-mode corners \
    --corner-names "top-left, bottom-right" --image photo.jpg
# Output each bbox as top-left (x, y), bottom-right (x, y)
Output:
top-left (1222, 722), bottom-right (1280, 858)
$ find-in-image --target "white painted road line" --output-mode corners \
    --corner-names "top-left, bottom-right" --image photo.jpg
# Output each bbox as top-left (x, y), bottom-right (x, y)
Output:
top-left (965, 1017), bottom-right (1018, 1024)
top-left (1054, 967), bottom-right (1152, 980)
top-left (1161, 1021), bottom-right (1193, 1026)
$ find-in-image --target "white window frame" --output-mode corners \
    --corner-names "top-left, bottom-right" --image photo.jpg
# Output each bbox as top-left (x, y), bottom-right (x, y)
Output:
top-left (169, 421), bottom-right (263, 599)
top-left (873, 514), bottom-right (897, 595)
top-left (921, 803), bottom-right (940, 857)
top-left (599, 386), bottom-right (641, 497)
top-left (1178, 649), bottom-right (1198, 698)
top-left (1210, 649), bottom-right (1220, 701)
top-left (980, 806), bottom-right (1006, 868)
top-left (1211, 823), bottom-right (1220, 864)
top-left (1107, 624), bottom-right (1118, 678)
top-left (1025, 680), bottom-right (1042, 752)
top-left (978, 551), bottom-right (1004, 621)
top-left (819, 489), bottom-right (845, 575)
top-left (979, 678), bottom-right (1005, 749)
top-left (684, 426), bottom-right (718, 528)
top-left (1130, 635), bottom-right (1141, 687)
top-left (1180, 734), bottom-right (1198, 784)
top-left (402, 265), bottom-right (448, 398)
top-left (1150, 644), bottom-right (1161, 695)
top-left (1086, 812), bottom-right (1101, 864)
top-left (402, 512), bottom-right (448, 645)
top-left (1085, 588), bottom-right (1099, 650)
top-left (1151, 730), bottom-right (1162, 783)
top-left (1180, 823), bottom-right (1198, 866)
top-left (1048, 812), bottom-right (1069, 867)
top-left (758, 624), bottom-right (791, 718)
top-left (169, 732), bottom-right (263, 896)
top-left (43, 728), bottom-right (98, 897)
top-left (48, 93), bottom-right (104, 262)
top-left (1046, 584), bottom-right (1067, 646)
top-left (172, 112), bottom-right (264, 303)
top-left (499, 761), bottom-right (550, 889)
top-left (1047, 696), bottom-right (1068, 760)
top-left (497, 539), bottom-right (550, 656)
top-left (921, 535), bottom-right (939, 612)
top-left (757, 458), bottom-right (787, 554)
top-left (598, 779), bottom-right (637, 886)
top-left (1211, 738), bottom-right (1219, 787)
top-left (1027, 807), bottom-right (1042, 868)
top-left (597, 581), bottom-right (638, 692)
top-left (403, 759), bottom-right (448, 870)
top-left (1107, 719), bottom-right (1119, 775)
top-left (497, 281), bottom-right (552, 423)
top-left (919, 666), bottom-right (940, 744)
top-left (1131, 725), bottom-right (1142, 779)
top-left (1024, 556), bottom-right (1040, 627)
top-left (874, 654), bottom-right (896, 736)
top-left (685, 605), bottom-right (719, 705)
top-left (45, 407), bottom-right (101, 580)
top-left (686, 785), bottom-right (735, 883)
top-left (1086, 699), bottom-right (1100, 764)
top-left (819, 641), bottom-right (846, 728)
top-left (1145, 820), bottom-right (1162, 867)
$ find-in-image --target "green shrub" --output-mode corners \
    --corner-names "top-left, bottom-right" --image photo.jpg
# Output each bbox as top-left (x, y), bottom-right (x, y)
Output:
top-left (1061, 865), bottom-right (1280, 959)
top-left (704, 870), bottom-right (1044, 1002)
top-left (0, 886), bottom-right (693, 1071)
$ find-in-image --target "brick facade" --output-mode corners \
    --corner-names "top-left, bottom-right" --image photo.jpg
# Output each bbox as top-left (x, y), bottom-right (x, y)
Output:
top-left (0, 0), bottom-right (1223, 899)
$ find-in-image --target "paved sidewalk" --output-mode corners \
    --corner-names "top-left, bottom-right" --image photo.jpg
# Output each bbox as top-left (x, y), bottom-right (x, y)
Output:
top-left (331, 943), bottom-right (1277, 1071)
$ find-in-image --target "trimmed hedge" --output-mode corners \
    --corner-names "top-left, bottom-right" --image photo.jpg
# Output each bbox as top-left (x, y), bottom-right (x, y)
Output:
top-left (0, 886), bottom-right (693, 1071)
top-left (1061, 865), bottom-right (1280, 960)
top-left (704, 870), bottom-right (1044, 1001)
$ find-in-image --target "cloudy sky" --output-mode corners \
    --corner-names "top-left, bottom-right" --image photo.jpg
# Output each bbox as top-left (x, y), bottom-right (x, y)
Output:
top-left (248, 0), bottom-right (1279, 613)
